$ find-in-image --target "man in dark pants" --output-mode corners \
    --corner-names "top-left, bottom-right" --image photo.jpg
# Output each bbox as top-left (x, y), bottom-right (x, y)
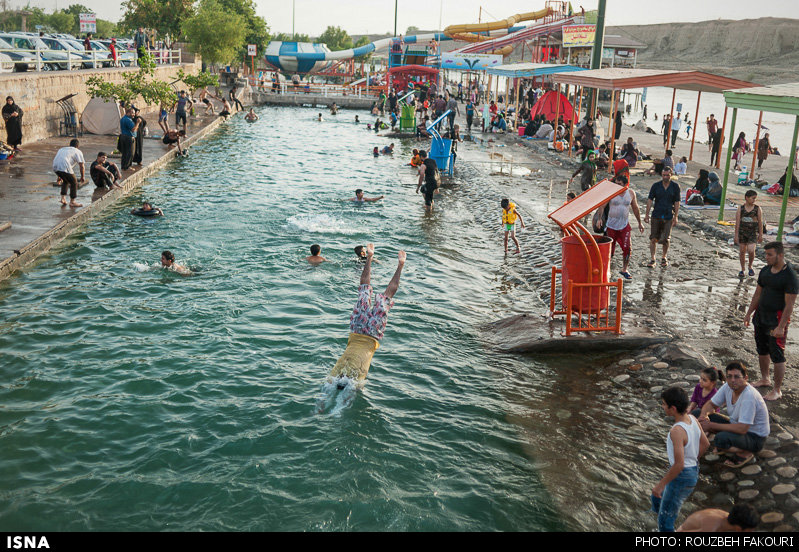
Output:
top-left (119, 107), bottom-right (140, 171)
top-left (644, 166), bottom-right (680, 268)
top-left (744, 241), bottom-right (799, 401)
top-left (132, 107), bottom-right (147, 167)
top-left (90, 152), bottom-right (121, 189)
top-left (52, 138), bottom-right (85, 208)
top-left (415, 150), bottom-right (439, 212)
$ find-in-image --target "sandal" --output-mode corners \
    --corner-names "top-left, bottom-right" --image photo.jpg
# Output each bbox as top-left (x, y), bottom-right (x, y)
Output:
top-left (660, 258), bottom-right (669, 267)
top-left (723, 454), bottom-right (755, 468)
top-left (620, 271), bottom-right (632, 280)
top-left (748, 268), bottom-right (755, 276)
top-left (647, 260), bottom-right (656, 268)
top-left (738, 271), bottom-right (745, 278)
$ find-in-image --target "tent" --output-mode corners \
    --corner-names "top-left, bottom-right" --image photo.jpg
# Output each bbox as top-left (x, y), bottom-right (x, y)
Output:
top-left (529, 90), bottom-right (575, 123)
top-left (81, 97), bottom-right (122, 135)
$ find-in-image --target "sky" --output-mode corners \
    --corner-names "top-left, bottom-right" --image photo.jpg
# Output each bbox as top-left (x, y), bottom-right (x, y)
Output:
top-left (14, 0), bottom-right (799, 35)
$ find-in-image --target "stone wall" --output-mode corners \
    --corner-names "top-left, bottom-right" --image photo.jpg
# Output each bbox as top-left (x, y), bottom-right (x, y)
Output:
top-left (0, 61), bottom-right (201, 145)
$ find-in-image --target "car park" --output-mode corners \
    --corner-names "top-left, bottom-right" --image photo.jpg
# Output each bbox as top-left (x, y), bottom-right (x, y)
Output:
top-left (0, 33), bottom-right (79, 70)
top-left (0, 36), bottom-right (38, 71)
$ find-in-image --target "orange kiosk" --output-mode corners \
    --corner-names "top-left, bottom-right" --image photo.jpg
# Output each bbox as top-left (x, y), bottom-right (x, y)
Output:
top-left (547, 179), bottom-right (628, 336)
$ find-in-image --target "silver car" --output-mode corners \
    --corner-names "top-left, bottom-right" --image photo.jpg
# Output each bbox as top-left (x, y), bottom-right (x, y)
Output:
top-left (0, 36), bottom-right (37, 71)
top-left (0, 33), bottom-right (79, 70)
top-left (39, 36), bottom-right (101, 69)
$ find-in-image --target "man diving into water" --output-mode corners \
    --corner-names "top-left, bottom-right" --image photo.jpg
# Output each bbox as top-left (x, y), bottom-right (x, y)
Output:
top-left (328, 243), bottom-right (406, 389)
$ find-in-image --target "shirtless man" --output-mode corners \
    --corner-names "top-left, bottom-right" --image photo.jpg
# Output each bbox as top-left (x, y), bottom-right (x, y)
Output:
top-left (328, 244), bottom-right (405, 388)
top-left (198, 87), bottom-right (215, 115)
top-left (160, 250), bottom-right (190, 275)
top-left (677, 504), bottom-right (759, 532)
top-left (245, 108), bottom-right (258, 122)
top-left (350, 189), bottom-right (384, 202)
top-left (306, 244), bottom-right (327, 265)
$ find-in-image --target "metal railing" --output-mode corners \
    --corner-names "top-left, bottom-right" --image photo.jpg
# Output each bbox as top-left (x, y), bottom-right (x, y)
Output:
top-left (0, 47), bottom-right (183, 73)
top-left (249, 80), bottom-right (383, 99)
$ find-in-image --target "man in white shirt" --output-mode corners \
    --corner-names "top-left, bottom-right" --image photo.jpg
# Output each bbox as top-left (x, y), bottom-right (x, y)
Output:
top-left (670, 113), bottom-right (682, 147)
top-left (698, 361), bottom-right (770, 468)
top-left (52, 138), bottom-right (85, 208)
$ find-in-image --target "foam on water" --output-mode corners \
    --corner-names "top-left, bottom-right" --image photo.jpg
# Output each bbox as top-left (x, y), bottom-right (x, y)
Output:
top-left (286, 213), bottom-right (359, 235)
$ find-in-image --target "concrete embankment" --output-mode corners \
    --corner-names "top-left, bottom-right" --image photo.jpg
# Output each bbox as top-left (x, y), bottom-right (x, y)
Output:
top-left (251, 90), bottom-right (373, 110)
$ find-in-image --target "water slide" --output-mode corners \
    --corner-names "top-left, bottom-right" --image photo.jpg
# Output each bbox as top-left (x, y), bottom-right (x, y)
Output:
top-left (265, 7), bottom-right (557, 74)
top-left (442, 8), bottom-right (552, 55)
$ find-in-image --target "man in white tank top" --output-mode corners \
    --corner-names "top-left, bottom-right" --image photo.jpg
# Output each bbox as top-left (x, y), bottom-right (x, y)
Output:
top-left (651, 387), bottom-right (710, 532)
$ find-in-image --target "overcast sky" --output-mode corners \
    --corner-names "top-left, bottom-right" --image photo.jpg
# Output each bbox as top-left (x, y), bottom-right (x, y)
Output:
top-left (18, 0), bottom-right (799, 35)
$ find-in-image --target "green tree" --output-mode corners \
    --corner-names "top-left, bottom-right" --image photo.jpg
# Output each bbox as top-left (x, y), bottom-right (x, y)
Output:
top-left (86, 52), bottom-right (175, 108)
top-left (182, 0), bottom-right (246, 66)
top-left (214, 0), bottom-right (269, 61)
top-left (318, 26), bottom-right (352, 52)
top-left (177, 68), bottom-right (219, 95)
top-left (406, 26), bottom-right (420, 35)
top-left (47, 11), bottom-right (75, 34)
top-left (272, 32), bottom-right (310, 43)
top-left (353, 35), bottom-right (372, 60)
top-left (120, 0), bottom-right (195, 39)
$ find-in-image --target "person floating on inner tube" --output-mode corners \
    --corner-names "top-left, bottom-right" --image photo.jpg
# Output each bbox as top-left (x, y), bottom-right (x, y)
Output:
top-left (131, 201), bottom-right (163, 217)
top-left (328, 243), bottom-right (406, 389)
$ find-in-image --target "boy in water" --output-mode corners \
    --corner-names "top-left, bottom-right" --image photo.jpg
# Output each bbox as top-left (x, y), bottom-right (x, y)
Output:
top-left (160, 250), bottom-right (191, 275)
top-left (651, 387), bottom-right (709, 532)
top-left (501, 198), bottom-right (525, 254)
top-left (306, 244), bottom-right (326, 265)
top-left (329, 244), bottom-right (405, 388)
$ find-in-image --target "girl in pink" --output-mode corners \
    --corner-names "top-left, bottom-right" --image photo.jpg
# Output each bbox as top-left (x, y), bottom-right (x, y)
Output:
top-left (688, 367), bottom-right (724, 418)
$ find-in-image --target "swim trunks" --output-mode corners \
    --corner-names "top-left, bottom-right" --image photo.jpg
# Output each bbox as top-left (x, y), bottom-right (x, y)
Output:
top-left (349, 284), bottom-right (394, 340)
top-left (504, 223), bottom-right (515, 232)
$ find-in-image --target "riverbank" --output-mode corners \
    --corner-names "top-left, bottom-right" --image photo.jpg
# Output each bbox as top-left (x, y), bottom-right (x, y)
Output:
top-left (458, 122), bottom-right (799, 530)
top-left (0, 110), bottom-right (227, 282)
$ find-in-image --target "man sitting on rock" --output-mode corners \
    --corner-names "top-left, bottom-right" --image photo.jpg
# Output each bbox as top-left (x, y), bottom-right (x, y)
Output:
top-left (698, 361), bottom-right (770, 468)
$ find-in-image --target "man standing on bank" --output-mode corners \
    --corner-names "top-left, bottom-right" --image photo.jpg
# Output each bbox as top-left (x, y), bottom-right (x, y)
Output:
top-left (119, 107), bottom-right (141, 171)
top-left (744, 241), bottom-right (799, 401)
top-left (644, 166), bottom-right (680, 268)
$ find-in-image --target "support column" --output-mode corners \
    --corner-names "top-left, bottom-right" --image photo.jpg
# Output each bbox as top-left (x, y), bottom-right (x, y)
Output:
top-left (751, 110), bottom-right (763, 175)
top-left (777, 116), bottom-right (799, 241)
top-left (609, 90), bottom-right (620, 162)
top-left (718, 107), bottom-right (738, 221)
top-left (717, 107), bottom-right (728, 169)
top-left (666, 88), bottom-right (676, 156)
top-left (689, 91), bottom-right (701, 161)
top-left (553, 82), bottom-right (561, 147)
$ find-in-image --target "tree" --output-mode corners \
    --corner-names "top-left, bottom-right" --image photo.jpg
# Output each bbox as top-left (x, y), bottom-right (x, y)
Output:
top-left (406, 26), bottom-right (420, 35)
top-left (214, 0), bottom-right (269, 61)
top-left (182, 0), bottom-right (246, 66)
top-left (353, 35), bottom-right (372, 60)
top-left (318, 26), bottom-right (352, 52)
top-left (48, 12), bottom-right (74, 34)
top-left (272, 32), bottom-right (310, 43)
top-left (177, 68), bottom-right (219, 95)
top-left (86, 52), bottom-right (175, 108)
top-left (120, 0), bottom-right (195, 39)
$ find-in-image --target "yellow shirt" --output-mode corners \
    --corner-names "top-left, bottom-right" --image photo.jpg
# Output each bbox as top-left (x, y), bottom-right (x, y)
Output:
top-left (329, 333), bottom-right (380, 381)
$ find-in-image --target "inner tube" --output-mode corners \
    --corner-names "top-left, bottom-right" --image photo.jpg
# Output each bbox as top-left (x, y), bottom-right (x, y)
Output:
top-left (329, 333), bottom-right (380, 381)
top-left (132, 208), bottom-right (161, 217)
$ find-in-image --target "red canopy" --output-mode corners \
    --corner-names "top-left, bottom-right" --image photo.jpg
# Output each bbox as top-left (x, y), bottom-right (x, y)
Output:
top-left (530, 90), bottom-right (575, 123)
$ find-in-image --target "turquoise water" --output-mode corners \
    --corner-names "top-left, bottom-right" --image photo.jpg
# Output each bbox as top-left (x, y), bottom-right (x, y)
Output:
top-left (0, 107), bottom-right (669, 531)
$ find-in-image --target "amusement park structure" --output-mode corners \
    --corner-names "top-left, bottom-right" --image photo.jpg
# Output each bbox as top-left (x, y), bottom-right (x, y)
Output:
top-left (263, 1), bottom-right (579, 85)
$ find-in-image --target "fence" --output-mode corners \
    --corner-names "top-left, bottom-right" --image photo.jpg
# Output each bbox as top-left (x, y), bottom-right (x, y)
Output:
top-left (0, 48), bottom-right (182, 73)
top-left (247, 79), bottom-right (384, 99)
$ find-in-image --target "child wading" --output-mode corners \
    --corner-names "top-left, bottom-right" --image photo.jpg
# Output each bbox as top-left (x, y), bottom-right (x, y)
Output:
top-left (501, 198), bottom-right (525, 254)
top-left (651, 387), bottom-right (709, 532)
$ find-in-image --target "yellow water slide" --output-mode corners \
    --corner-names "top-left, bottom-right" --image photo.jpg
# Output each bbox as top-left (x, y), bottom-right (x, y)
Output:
top-left (443, 8), bottom-right (553, 46)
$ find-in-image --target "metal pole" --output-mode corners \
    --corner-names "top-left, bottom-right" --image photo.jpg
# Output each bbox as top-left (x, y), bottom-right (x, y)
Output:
top-left (609, 90), bottom-right (619, 162)
top-left (665, 88), bottom-right (676, 156)
top-left (587, 0), bottom-right (606, 116)
top-left (717, 106), bottom-right (728, 169)
top-left (689, 91), bottom-right (701, 161)
top-left (553, 82), bottom-right (561, 146)
top-left (394, 0), bottom-right (397, 37)
top-left (718, 107), bottom-right (738, 221)
top-left (752, 110), bottom-right (763, 176)
top-left (777, 116), bottom-right (799, 241)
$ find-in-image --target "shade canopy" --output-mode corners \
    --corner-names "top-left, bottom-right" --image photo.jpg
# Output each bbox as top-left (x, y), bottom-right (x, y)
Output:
top-left (551, 68), bottom-right (760, 93)
top-left (723, 82), bottom-right (799, 117)
top-left (530, 90), bottom-right (575, 122)
top-left (486, 62), bottom-right (585, 79)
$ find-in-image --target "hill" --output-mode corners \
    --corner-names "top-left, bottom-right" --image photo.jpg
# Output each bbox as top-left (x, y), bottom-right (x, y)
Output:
top-left (608, 17), bottom-right (799, 84)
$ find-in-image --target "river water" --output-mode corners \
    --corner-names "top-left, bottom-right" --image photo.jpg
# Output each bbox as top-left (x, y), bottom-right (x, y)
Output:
top-left (0, 107), bottom-right (688, 531)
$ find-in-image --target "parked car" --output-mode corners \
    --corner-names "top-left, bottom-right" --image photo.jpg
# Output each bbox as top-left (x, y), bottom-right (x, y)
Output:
top-left (39, 36), bottom-right (103, 69)
top-left (0, 36), bottom-right (38, 72)
top-left (0, 33), bottom-right (78, 70)
top-left (95, 40), bottom-right (135, 67)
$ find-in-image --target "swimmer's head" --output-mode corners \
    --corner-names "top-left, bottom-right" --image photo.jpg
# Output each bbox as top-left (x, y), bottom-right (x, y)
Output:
top-left (310, 244), bottom-right (321, 256)
top-left (355, 189), bottom-right (364, 199)
top-left (354, 245), bottom-right (366, 258)
top-left (142, 202), bottom-right (152, 209)
top-left (161, 250), bottom-right (175, 267)
top-left (501, 198), bottom-right (510, 210)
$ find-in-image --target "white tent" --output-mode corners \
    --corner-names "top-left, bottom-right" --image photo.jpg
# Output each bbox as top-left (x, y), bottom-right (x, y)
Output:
top-left (81, 98), bottom-right (122, 135)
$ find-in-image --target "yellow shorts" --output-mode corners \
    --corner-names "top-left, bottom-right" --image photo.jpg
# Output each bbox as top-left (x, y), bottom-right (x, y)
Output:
top-left (329, 333), bottom-right (380, 381)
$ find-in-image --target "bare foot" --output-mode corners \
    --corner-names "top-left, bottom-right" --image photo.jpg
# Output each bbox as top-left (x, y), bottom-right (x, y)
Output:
top-left (763, 390), bottom-right (782, 401)
top-left (752, 379), bottom-right (772, 388)
top-left (60, 196), bottom-right (67, 205)
top-left (366, 243), bottom-right (374, 257)
top-left (69, 201), bottom-right (83, 208)
top-left (398, 250), bottom-right (406, 264)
